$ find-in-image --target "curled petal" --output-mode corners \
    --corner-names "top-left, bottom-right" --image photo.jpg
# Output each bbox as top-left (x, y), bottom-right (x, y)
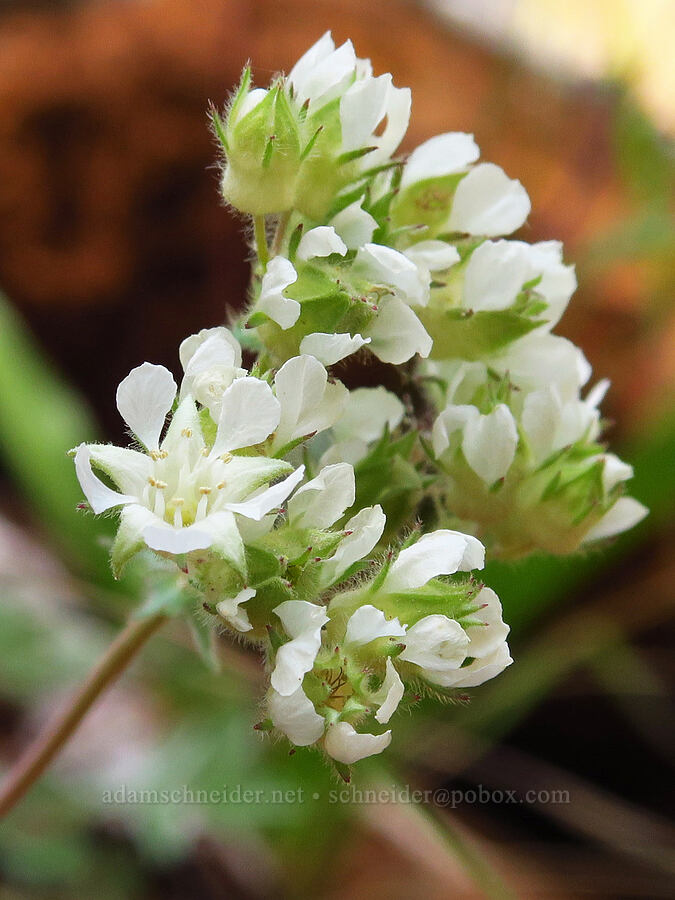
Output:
top-left (217, 587), bottom-right (256, 633)
top-left (435, 642), bottom-right (513, 688)
top-left (116, 362), bottom-right (177, 450)
top-left (449, 163), bottom-right (530, 237)
top-left (383, 530), bottom-right (485, 593)
top-left (271, 600), bottom-right (329, 696)
top-left (401, 132), bottom-right (480, 189)
top-left (226, 466), bottom-right (305, 521)
top-left (344, 604), bottom-right (406, 646)
top-left (268, 687), bottom-right (325, 746)
top-left (354, 243), bottom-right (429, 306)
top-left (324, 722), bottom-right (391, 764)
top-left (74, 444), bottom-right (137, 514)
top-left (179, 326), bottom-right (242, 373)
top-left (299, 332), bottom-right (370, 366)
top-left (256, 256), bottom-right (300, 329)
top-left (287, 463), bottom-right (355, 529)
top-left (463, 587), bottom-right (510, 658)
top-left (583, 497), bottom-right (648, 543)
top-left (320, 505), bottom-right (386, 587)
top-left (374, 659), bottom-right (405, 724)
top-left (296, 226), bottom-right (347, 261)
top-left (399, 615), bottom-right (469, 672)
top-left (212, 378), bottom-right (281, 456)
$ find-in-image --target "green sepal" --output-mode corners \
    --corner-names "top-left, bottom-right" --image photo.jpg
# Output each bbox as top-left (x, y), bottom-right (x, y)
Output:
top-left (389, 172), bottom-right (465, 235)
top-left (420, 307), bottom-right (544, 361)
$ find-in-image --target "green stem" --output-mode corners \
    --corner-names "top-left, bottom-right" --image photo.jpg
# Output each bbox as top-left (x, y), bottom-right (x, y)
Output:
top-left (0, 612), bottom-right (167, 819)
top-left (254, 215), bottom-right (269, 268)
top-left (271, 210), bottom-right (291, 257)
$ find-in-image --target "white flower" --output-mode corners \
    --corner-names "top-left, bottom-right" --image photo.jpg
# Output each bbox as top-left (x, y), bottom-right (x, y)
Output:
top-left (299, 332), bottom-right (371, 366)
top-left (382, 529), bottom-right (485, 594)
top-left (319, 505), bottom-right (387, 587)
top-left (74, 363), bottom-right (304, 568)
top-left (448, 163), bottom-right (531, 237)
top-left (324, 721), bottom-right (391, 764)
top-left (287, 463), bottom-right (355, 530)
top-left (400, 132), bottom-right (480, 189)
top-left (268, 686), bottom-right (325, 745)
top-left (583, 497), bottom-right (648, 543)
top-left (296, 226), bottom-right (347, 262)
top-left (365, 298), bottom-right (432, 364)
top-left (179, 327), bottom-right (247, 419)
top-left (271, 600), bottom-right (328, 696)
top-left (399, 615), bottom-right (469, 673)
top-left (288, 32), bottom-right (357, 108)
top-left (344, 605), bottom-right (406, 646)
top-left (330, 197), bottom-right (377, 249)
top-left (354, 243), bottom-right (430, 307)
top-left (373, 659), bottom-right (405, 724)
top-left (490, 332), bottom-right (591, 401)
top-left (521, 381), bottom-right (607, 465)
top-left (433, 402), bottom-right (518, 485)
top-left (255, 256), bottom-right (300, 329)
top-left (271, 355), bottom-right (348, 451)
top-left (216, 587), bottom-right (256, 632)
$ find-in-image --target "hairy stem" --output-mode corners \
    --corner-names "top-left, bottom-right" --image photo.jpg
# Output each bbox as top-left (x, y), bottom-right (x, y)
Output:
top-left (253, 215), bottom-right (269, 268)
top-left (0, 612), bottom-right (167, 818)
top-left (271, 210), bottom-right (291, 257)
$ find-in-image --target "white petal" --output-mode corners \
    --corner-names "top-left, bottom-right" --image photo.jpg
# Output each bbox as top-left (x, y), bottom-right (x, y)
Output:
top-left (449, 163), bottom-right (531, 237)
top-left (296, 226), bottom-right (347, 261)
top-left (434, 642), bottom-right (513, 688)
top-left (299, 332), bottom-right (370, 366)
top-left (463, 587), bottom-right (510, 658)
top-left (212, 378), bottom-right (281, 456)
top-left (583, 497), bottom-right (648, 542)
top-left (142, 521), bottom-right (214, 554)
top-left (340, 73), bottom-right (391, 152)
top-left (370, 82), bottom-right (411, 163)
top-left (399, 615), bottom-right (469, 671)
top-left (87, 444), bottom-right (151, 496)
top-left (462, 405), bottom-right (518, 484)
top-left (324, 722), bottom-right (391, 764)
top-left (492, 332), bottom-right (591, 401)
top-left (274, 355), bottom-right (347, 448)
top-left (320, 505), bottom-right (387, 586)
top-left (288, 32), bottom-right (336, 95)
top-left (289, 37), bottom-right (356, 106)
top-left (330, 197), bottom-right (377, 248)
top-left (374, 659), bottom-right (405, 724)
top-left (180, 331), bottom-right (243, 407)
top-left (463, 240), bottom-right (531, 311)
top-left (401, 132), bottom-right (480, 189)
top-left (431, 404), bottom-right (479, 458)
top-left (116, 362), bottom-right (177, 450)
top-left (404, 240), bottom-right (460, 273)
top-left (333, 386), bottom-right (405, 443)
top-left (256, 256), bottom-right (300, 329)
top-left (600, 454), bottom-right (634, 493)
top-left (268, 686), bottom-right (325, 746)
top-left (287, 463), bottom-right (355, 529)
top-left (521, 388), bottom-right (562, 465)
top-left (234, 87), bottom-right (268, 122)
top-left (74, 444), bottom-right (137, 514)
top-left (354, 243), bottom-right (429, 306)
top-left (527, 241), bottom-right (576, 327)
top-left (365, 298), bottom-right (432, 364)
top-left (226, 466), bottom-right (305, 520)
top-left (271, 600), bottom-right (329, 696)
top-left (179, 327), bottom-right (242, 373)
top-left (344, 605), bottom-right (406, 646)
top-left (383, 530), bottom-right (485, 593)
top-left (217, 587), bottom-right (256, 633)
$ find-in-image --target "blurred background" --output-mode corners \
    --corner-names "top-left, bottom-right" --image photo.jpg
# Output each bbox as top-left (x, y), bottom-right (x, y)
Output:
top-left (0, 0), bottom-right (673, 896)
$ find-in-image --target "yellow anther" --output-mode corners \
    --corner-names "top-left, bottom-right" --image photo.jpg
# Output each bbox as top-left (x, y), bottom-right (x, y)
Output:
top-left (217, 481), bottom-right (226, 490)
top-left (172, 497), bottom-right (185, 506)
top-left (220, 452), bottom-right (233, 463)
top-left (154, 480), bottom-right (167, 489)
top-left (181, 428), bottom-right (193, 438)
top-left (199, 486), bottom-right (212, 495)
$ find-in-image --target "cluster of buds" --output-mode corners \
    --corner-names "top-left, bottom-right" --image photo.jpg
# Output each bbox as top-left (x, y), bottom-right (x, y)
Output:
top-left (74, 33), bottom-right (646, 773)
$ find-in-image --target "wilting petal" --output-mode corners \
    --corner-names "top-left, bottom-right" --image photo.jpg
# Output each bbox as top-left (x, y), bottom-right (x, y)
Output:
top-left (449, 163), bottom-right (530, 237)
top-left (299, 332), bottom-right (370, 366)
top-left (320, 505), bottom-right (386, 586)
top-left (74, 444), bottom-right (137, 514)
top-left (324, 722), bottom-right (391, 764)
top-left (212, 378), bottom-right (281, 456)
top-left (330, 197), bottom-right (377, 248)
top-left (462, 404), bottom-right (518, 485)
top-left (271, 600), bottom-right (329, 696)
top-left (296, 226), bottom-right (347, 261)
top-left (226, 466), bottom-right (305, 520)
top-left (384, 530), bottom-right (485, 593)
top-left (401, 132), bottom-right (480, 189)
top-left (344, 605), bottom-right (406, 646)
top-left (256, 256), bottom-right (300, 329)
top-left (268, 686), bottom-right (325, 745)
top-left (366, 298), bottom-right (432, 364)
top-left (287, 463), bottom-right (355, 529)
top-left (116, 362), bottom-right (177, 450)
top-left (374, 659), bottom-right (405, 724)
top-left (217, 587), bottom-right (256, 633)
top-left (583, 497), bottom-right (648, 542)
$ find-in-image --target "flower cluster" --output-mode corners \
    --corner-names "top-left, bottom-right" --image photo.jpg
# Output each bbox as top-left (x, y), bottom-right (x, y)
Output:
top-left (73, 33), bottom-right (646, 773)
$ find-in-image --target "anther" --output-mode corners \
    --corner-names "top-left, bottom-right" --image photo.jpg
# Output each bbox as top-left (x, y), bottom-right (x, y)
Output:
top-left (217, 481), bottom-right (226, 490)
top-left (199, 486), bottom-right (212, 495)
top-left (181, 428), bottom-right (192, 438)
top-left (220, 452), bottom-right (233, 463)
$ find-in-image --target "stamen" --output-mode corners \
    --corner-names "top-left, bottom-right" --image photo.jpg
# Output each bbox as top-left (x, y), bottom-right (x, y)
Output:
top-left (199, 486), bottom-right (212, 495)
top-left (196, 493), bottom-right (209, 521)
top-left (220, 452), bottom-right (233, 463)
top-left (181, 428), bottom-right (193, 438)
top-left (217, 481), bottom-right (226, 490)
top-left (172, 498), bottom-right (184, 530)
